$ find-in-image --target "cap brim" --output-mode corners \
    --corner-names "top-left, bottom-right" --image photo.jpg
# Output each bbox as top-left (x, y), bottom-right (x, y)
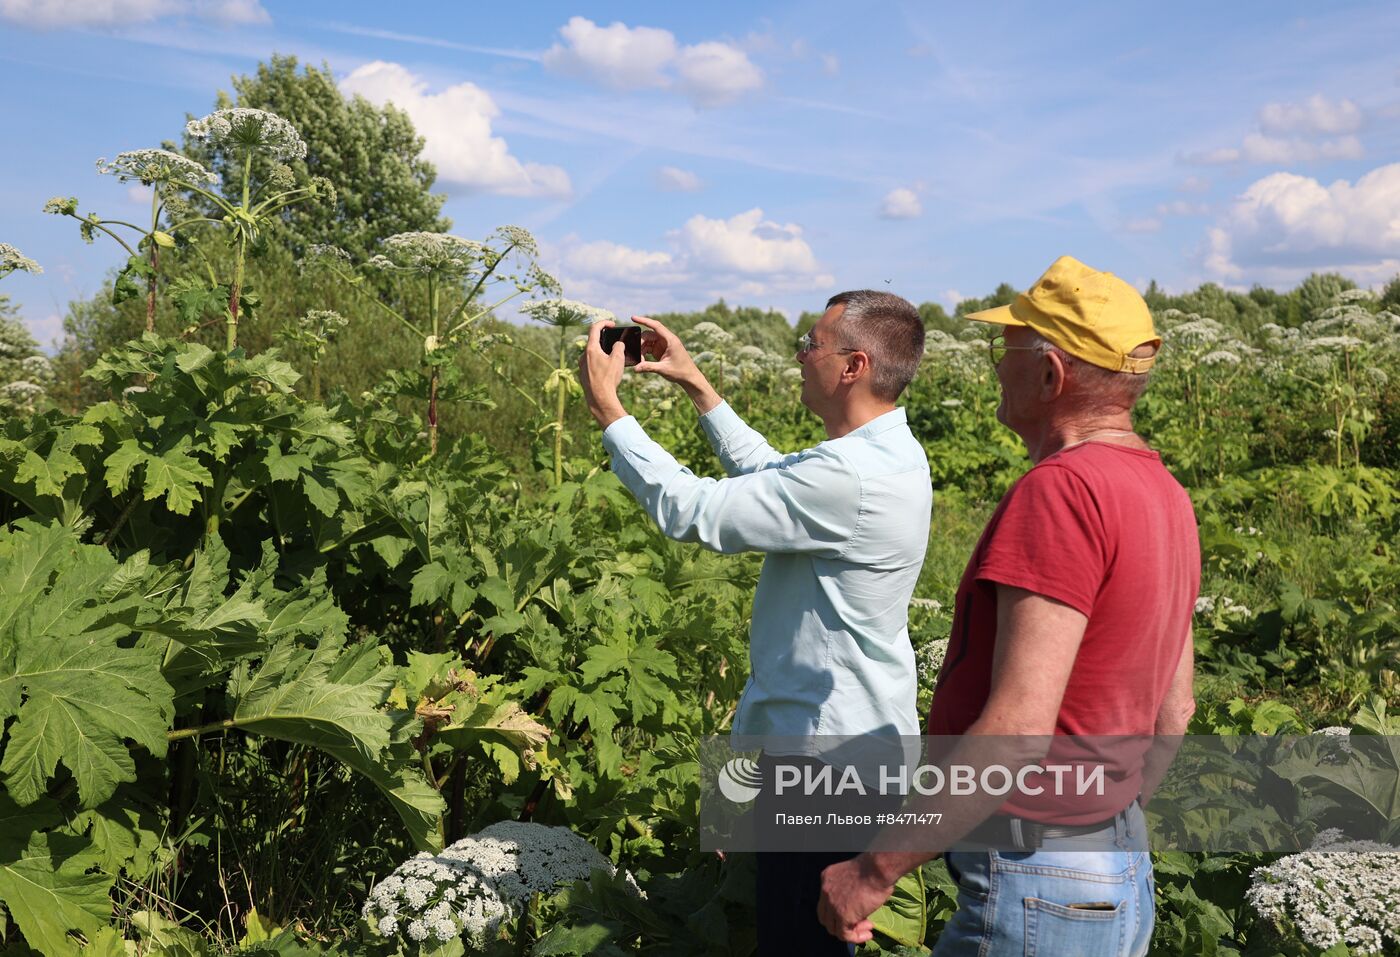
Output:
top-left (964, 303), bottom-right (1025, 327)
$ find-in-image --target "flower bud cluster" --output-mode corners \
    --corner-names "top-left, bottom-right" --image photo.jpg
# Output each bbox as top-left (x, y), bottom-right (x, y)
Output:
top-left (185, 108), bottom-right (308, 161)
top-left (362, 821), bottom-right (634, 949)
top-left (95, 149), bottom-right (216, 186)
top-left (368, 232), bottom-right (485, 275)
top-left (0, 243), bottom-right (41, 275)
top-left (1247, 828), bottom-right (1400, 955)
top-left (520, 297), bottom-right (615, 328)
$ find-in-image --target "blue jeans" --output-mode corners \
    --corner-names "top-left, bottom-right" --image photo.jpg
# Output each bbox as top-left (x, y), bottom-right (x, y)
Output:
top-left (932, 803), bottom-right (1154, 957)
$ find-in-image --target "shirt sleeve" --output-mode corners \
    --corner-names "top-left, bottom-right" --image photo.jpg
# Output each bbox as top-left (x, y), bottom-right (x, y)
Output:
top-left (698, 400), bottom-right (790, 476)
top-left (601, 414), bottom-right (862, 556)
top-left (973, 464), bottom-right (1107, 616)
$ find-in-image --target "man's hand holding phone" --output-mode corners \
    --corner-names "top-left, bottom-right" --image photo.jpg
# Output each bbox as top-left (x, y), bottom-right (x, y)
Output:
top-left (599, 325), bottom-right (643, 366)
top-left (630, 316), bottom-right (722, 415)
top-left (579, 320), bottom-right (629, 428)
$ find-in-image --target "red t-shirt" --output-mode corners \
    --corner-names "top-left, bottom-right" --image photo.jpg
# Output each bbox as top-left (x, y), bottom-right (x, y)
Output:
top-left (924, 442), bottom-right (1200, 820)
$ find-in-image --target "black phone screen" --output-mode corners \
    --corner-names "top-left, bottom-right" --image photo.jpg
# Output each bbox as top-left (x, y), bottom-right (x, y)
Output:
top-left (600, 326), bottom-right (643, 366)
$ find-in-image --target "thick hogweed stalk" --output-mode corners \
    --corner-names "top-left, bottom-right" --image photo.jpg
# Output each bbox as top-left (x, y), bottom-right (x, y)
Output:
top-left (303, 226), bottom-right (557, 457)
top-left (184, 108), bottom-right (333, 350)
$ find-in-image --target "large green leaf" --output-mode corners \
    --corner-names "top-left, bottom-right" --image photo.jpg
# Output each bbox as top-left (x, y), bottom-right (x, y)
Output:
top-left (0, 833), bottom-right (111, 957)
top-left (0, 524), bottom-right (172, 808)
top-left (868, 867), bottom-right (927, 949)
top-left (227, 633), bottom-right (445, 849)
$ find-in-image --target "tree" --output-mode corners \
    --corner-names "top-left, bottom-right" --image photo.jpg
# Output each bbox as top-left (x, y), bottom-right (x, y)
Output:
top-left (52, 55), bottom-right (453, 408)
top-left (917, 301), bottom-right (962, 335)
top-left (1295, 272), bottom-right (1357, 324)
top-left (180, 54), bottom-right (449, 261)
top-left (1380, 274), bottom-right (1400, 312)
top-left (953, 282), bottom-right (1018, 317)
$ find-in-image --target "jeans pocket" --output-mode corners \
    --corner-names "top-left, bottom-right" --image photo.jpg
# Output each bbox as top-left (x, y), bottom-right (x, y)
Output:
top-left (1023, 897), bottom-right (1126, 957)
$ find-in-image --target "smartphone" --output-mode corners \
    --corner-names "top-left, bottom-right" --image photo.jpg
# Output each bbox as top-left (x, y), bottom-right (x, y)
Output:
top-left (600, 325), bottom-right (643, 366)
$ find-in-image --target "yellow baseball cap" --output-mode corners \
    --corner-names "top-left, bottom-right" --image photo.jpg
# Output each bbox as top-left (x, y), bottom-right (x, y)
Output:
top-left (966, 255), bottom-right (1160, 373)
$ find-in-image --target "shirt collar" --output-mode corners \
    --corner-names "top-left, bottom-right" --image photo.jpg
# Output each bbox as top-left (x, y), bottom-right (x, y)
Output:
top-left (847, 406), bottom-right (907, 438)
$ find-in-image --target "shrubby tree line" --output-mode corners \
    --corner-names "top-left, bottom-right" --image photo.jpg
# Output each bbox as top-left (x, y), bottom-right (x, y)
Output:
top-left (3, 53), bottom-right (1400, 957)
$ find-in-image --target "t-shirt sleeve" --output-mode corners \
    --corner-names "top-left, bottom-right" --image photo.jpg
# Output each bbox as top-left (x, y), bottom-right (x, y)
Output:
top-left (973, 464), bottom-right (1107, 616)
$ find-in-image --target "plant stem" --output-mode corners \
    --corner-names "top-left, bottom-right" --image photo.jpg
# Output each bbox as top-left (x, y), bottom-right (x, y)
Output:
top-left (227, 153), bottom-right (252, 351)
top-left (553, 324), bottom-right (567, 486)
top-left (428, 274), bottom-right (440, 457)
top-left (146, 189), bottom-right (160, 333)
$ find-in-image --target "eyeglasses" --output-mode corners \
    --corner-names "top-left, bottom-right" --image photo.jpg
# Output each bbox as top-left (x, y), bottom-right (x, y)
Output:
top-left (988, 334), bottom-right (1041, 367)
top-left (797, 331), bottom-right (857, 355)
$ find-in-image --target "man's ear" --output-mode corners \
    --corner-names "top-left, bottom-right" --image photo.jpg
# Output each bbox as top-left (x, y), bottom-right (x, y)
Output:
top-left (1041, 352), bottom-right (1067, 402)
top-left (843, 350), bottom-right (872, 384)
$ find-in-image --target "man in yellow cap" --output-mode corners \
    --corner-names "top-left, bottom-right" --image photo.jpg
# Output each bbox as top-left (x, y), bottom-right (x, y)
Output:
top-left (817, 256), bottom-right (1200, 956)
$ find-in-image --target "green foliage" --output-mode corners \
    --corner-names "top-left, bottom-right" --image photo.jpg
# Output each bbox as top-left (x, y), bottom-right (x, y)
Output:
top-left (11, 62), bottom-right (1400, 957)
top-left (182, 54), bottom-right (450, 263)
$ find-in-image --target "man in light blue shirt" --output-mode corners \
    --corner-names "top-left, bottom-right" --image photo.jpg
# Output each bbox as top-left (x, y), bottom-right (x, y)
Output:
top-left (579, 290), bottom-right (932, 956)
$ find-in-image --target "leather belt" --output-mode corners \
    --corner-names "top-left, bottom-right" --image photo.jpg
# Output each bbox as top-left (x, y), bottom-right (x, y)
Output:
top-left (962, 807), bottom-right (1127, 850)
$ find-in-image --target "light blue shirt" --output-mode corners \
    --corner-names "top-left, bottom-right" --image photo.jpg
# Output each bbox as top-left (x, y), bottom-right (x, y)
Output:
top-left (601, 400), bottom-right (932, 747)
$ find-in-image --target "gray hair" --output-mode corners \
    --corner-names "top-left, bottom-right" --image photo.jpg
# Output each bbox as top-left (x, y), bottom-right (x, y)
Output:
top-left (1026, 332), bottom-right (1153, 412)
top-left (826, 290), bottom-right (924, 401)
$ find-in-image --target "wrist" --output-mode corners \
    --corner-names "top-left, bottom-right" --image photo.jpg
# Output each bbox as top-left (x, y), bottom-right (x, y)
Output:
top-left (591, 400), bottom-right (627, 429)
top-left (680, 374), bottom-right (721, 413)
top-left (857, 851), bottom-right (905, 890)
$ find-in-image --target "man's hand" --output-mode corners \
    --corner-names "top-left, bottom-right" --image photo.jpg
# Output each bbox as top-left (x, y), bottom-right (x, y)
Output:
top-left (817, 854), bottom-right (896, 945)
top-left (631, 315), bottom-right (721, 414)
top-left (579, 320), bottom-right (627, 428)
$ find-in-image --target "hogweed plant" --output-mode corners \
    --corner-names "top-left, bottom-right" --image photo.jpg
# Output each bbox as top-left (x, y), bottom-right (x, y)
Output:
top-left (183, 108), bottom-right (332, 350)
top-left (44, 150), bottom-right (219, 333)
top-left (278, 308), bottom-right (348, 401)
top-left (305, 228), bottom-right (558, 457)
top-left (518, 298), bottom-right (615, 486)
top-left (1247, 828), bottom-right (1400, 955)
top-left (362, 821), bottom-right (634, 953)
top-left (0, 242), bottom-right (42, 279)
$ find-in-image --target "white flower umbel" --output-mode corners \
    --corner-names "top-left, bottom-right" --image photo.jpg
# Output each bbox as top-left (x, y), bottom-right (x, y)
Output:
top-left (362, 821), bottom-right (632, 950)
top-left (0, 243), bottom-right (42, 277)
top-left (520, 297), bottom-right (615, 328)
top-left (185, 108), bottom-right (308, 161)
top-left (367, 232), bottom-right (485, 276)
top-left (96, 149), bottom-right (217, 186)
top-left (1247, 829), bottom-right (1400, 955)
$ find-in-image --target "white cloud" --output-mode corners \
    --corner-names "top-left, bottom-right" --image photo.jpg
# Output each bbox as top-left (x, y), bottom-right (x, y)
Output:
top-left (541, 16), bottom-right (763, 108)
top-left (1186, 134), bottom-right (1364, 166)
top-left (880, 187), bottom-right (923, 220)
top-left (941, 289), bottom-right (963, 306)
top-left (550, 208), bottom-right (832, 310)
top-left (1123, 217), bottom-right (1162, 234)
top-left (1205, 163), bottom-right (1400, 283)
top-left (820, 54), bottom-right (840, 76)
top-left (127, 184), bottom-right (153, 205)
top-left (1259, 94), bottom-right (1364, 135)
top-left (673, 208), bottom-right (823, 278)
top-left (1240, 133), bottom-right (1364, 164)
top-left (340, 61), bottom-right (570, 198)
top-left (655, 166), bottom-right (702, 192)
top-left (555, 238), bottom-right (686, 288)
top-left (0, 0), bottom-right (267, 27)
top-left (541, 16), bottom-right (675, 90)
top-left (675, 41), bottom-right (764, 107)
top-left (1185, 93), bottom-right (1368, 167)
top-left (1179, 175), bottom-right (1211, 194)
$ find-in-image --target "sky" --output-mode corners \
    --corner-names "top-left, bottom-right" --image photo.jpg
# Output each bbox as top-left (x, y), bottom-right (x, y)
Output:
top-left (3, 1), bottom-right (1400, 350)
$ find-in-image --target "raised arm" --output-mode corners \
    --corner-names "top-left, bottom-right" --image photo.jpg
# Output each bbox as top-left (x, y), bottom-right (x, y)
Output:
top-left (631, 315), bottom-right (788, 475)
top-left (602, 414), bottom-right (859, 555)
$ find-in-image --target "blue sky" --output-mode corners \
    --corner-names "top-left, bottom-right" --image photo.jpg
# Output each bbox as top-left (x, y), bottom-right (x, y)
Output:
top-left (3, 1), bottom-right (1400, 349)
